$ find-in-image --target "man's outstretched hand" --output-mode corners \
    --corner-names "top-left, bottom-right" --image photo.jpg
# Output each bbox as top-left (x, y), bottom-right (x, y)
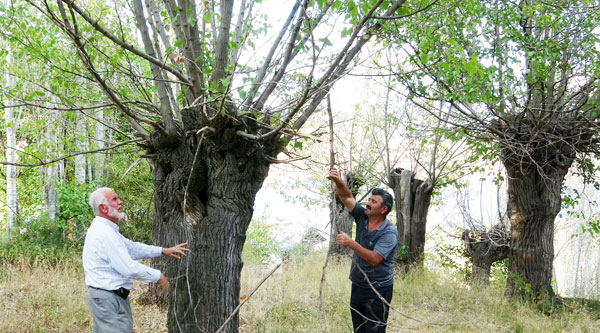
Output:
top-left (162, 242), bottom-right (191, 259)
top-left (157, 273), bottom-right (169, 295)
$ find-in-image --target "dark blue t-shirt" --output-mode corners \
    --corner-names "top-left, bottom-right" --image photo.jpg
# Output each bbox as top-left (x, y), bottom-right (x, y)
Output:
top-left (349, 203), bottom-right (398, 288)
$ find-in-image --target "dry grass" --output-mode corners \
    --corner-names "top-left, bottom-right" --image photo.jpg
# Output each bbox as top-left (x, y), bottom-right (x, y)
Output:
top-left (1, 253), bottom-right (599, 332)
top-left (0, 257), bottom-right (166, 332)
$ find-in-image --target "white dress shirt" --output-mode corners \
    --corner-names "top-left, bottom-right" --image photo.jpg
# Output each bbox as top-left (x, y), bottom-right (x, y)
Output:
top-left (82, 216), bottom-right (162, 290)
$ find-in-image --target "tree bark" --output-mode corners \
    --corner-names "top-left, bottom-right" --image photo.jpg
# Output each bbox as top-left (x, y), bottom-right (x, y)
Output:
top-left (569, 221), bottom-right (582, 297)
top-left (42, 97), bottom-right (59, 221)
top-left (93, 108), bottom-right (106, 184)
top-left (503, 160), bottom-right (569, 307)
top-left (75, 111), bottom-right (87, 185)
top-left (329, 171), bottom-right (357, 257)
top-left (388, 168), bottom-right (433, 268)
top-left (5, 53), bottom-right (18, 237)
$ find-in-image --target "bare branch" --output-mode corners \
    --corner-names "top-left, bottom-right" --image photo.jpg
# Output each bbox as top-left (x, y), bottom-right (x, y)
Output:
top-left (45, 0), bottom-right (152, 139)
top-left (293, 0), bottom-right (410, 131)
top-left (0, 139), bottom-right (143, 167)
top-left (252, 0), bottom-right (308, 112)
top-left (241, 1), bottom-right (300, 111)
top-left (212, 0), bottom-right (235, 88)
top-left (132, 0), bottom-right (177, 137)
top-left (61, 0), bottom-right (191, 86)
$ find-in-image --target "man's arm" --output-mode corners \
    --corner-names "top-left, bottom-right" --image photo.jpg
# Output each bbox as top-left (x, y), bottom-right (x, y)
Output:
top-left (327, 168), bottom-right (356, 212)
top-left (337, 232), bottom-right (383, 266)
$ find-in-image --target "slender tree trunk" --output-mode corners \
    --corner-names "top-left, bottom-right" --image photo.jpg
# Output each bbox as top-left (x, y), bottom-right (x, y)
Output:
top-left (75, 111), bottom-right (87, 185)
top-left (581, 234), bottom-right (592, 297)
top-left (148, 120), bottom-right (272, 332)
top-left (569, 221), bottom-right (582, 297)
top-left (388, 168), bottom-right (433, 268)
top-left (504, 161), bottom-right (568, 307)
top-left (42, 101), bottom-right (59, 221)
top-left (5, 53), bottom-right (18, 237)
top-left (93, 108), bottom-right (106, 184)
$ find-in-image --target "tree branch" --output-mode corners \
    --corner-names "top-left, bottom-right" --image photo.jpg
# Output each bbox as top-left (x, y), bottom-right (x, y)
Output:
top-left (60, 0), bottom-right (191, 86)
top-left (0, 139), bottom-right (144, 167)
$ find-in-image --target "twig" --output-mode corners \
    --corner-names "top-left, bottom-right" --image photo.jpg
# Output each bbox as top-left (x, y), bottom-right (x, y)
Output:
top-left (0, 139), bottom-right (143, 167)
top-left (319, 95), bottom-right (336, 311)
top-left (215, 263), bottom-right (281, 333)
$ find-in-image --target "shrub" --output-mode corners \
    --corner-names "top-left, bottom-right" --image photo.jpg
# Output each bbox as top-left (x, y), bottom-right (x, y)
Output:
top-left (0, 213), bottom-right (81, 263)
top-left (243, 220), bottom-right (282, 264)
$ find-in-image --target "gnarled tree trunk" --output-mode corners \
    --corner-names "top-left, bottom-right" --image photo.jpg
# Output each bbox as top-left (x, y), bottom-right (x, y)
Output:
top-left (388, 168), bottom-right (433, 268)
top-left (149, 108), bottom-right (273, 332)
top-left (503, 159), bottom-right (569, 307)
top-left (462, 225), bottom-right (509, 286)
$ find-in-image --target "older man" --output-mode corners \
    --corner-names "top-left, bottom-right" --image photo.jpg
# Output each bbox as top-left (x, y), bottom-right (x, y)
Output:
top-left (328, 168), bottom-right (398, 333)
top-left (83, 187), bottom-right (189, 332)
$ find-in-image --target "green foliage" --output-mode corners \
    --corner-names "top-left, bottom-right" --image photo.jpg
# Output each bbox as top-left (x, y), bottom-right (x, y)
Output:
top-left (432, 239), bottom-right (471, 280)
top-left (0, 213), bottom-right (81, 263)
top-left (0, 181), bottom-right (95, 262)
top-left (105, 154), bottom-right (155, 243)
top-left (242, 219), bottom-right (282, 264)
top-left (484, 258), bottom-right (508, 289)
top-left (55, 182), bottom-right (95, 241)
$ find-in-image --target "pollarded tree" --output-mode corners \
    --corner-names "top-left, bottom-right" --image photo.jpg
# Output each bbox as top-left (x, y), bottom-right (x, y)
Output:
top-left (392, 0), bottom-right (600, 306)
top-left (16, 0), bottom-right (429, 331)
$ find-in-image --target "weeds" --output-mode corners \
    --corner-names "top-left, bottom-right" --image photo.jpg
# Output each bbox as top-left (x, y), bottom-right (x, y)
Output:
top-left (1, 252), bottom-right (599, 332)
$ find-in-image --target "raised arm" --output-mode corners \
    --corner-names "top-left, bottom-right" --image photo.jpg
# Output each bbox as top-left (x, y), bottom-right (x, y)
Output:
top-left (327, 168), bottom-right (356, 212)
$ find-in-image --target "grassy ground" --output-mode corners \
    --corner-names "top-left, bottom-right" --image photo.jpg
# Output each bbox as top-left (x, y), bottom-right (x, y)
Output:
top-left (1, 252), bottom-right (599, 332)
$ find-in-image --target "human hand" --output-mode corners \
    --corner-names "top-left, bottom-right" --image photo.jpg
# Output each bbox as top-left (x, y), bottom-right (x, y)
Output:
top-left (327, 168), bottom-right (341, 182)
top-left (162, 242), bottom-right (191, 259)
top-left (157, 273), bottom-right (169, 295)
top-left (336, 232), bottom-right (353, 247)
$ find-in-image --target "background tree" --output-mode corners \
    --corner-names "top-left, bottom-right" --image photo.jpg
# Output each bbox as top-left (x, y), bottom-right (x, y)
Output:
top-left (3, 50), bottom-right (18, 238)
top-left (392, 0), bottom-right (600, 306)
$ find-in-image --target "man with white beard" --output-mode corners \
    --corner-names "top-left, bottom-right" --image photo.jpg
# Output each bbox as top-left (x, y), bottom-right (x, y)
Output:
top-left (83, 187), bottom-right (189, 332)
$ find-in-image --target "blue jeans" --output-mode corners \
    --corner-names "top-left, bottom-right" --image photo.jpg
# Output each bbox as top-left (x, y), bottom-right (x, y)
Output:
top-left (350, 284), bottom-right (393, 332)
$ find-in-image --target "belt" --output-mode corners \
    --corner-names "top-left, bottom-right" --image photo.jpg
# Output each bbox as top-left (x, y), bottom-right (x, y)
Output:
top-left (89, 286), bottom-right (130, 299)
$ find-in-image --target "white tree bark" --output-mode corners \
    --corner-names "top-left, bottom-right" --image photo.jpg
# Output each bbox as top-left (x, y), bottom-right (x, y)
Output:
top-left (93, 108), bottom-right (106, 184)
top-left (569, 221), bottom-right (582, 297)
top-left (42, 92), bottom-right (59, 220)
top-left (74, 111), bottom-right (87, 185)
top-left (5, 51), bottom-right (18, 239)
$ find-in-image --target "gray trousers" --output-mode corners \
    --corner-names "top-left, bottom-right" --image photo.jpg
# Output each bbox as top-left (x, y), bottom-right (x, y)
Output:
top-left (87, 287), bottom-right (133, 333)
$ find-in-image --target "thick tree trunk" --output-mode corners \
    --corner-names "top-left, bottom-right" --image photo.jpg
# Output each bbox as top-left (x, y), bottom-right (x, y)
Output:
top-left (462, 226), bottom-right (509, 286)
top-left (329, 171), bottom-right (357, 256)
top-left (388, 168), bottom-right (433, 268)
top-left (148, 116), bottom-right (272, 332)
top-left (504, 161), bottom-right (568, 307)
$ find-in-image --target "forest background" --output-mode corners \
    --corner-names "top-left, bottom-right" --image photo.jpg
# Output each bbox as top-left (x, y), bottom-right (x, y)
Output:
top-left (2, 0), bottom-right (600, 332)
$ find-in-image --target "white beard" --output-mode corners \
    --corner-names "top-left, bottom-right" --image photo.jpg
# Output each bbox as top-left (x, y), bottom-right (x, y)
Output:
top-left (108, 206), bottom-right (126, 220)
